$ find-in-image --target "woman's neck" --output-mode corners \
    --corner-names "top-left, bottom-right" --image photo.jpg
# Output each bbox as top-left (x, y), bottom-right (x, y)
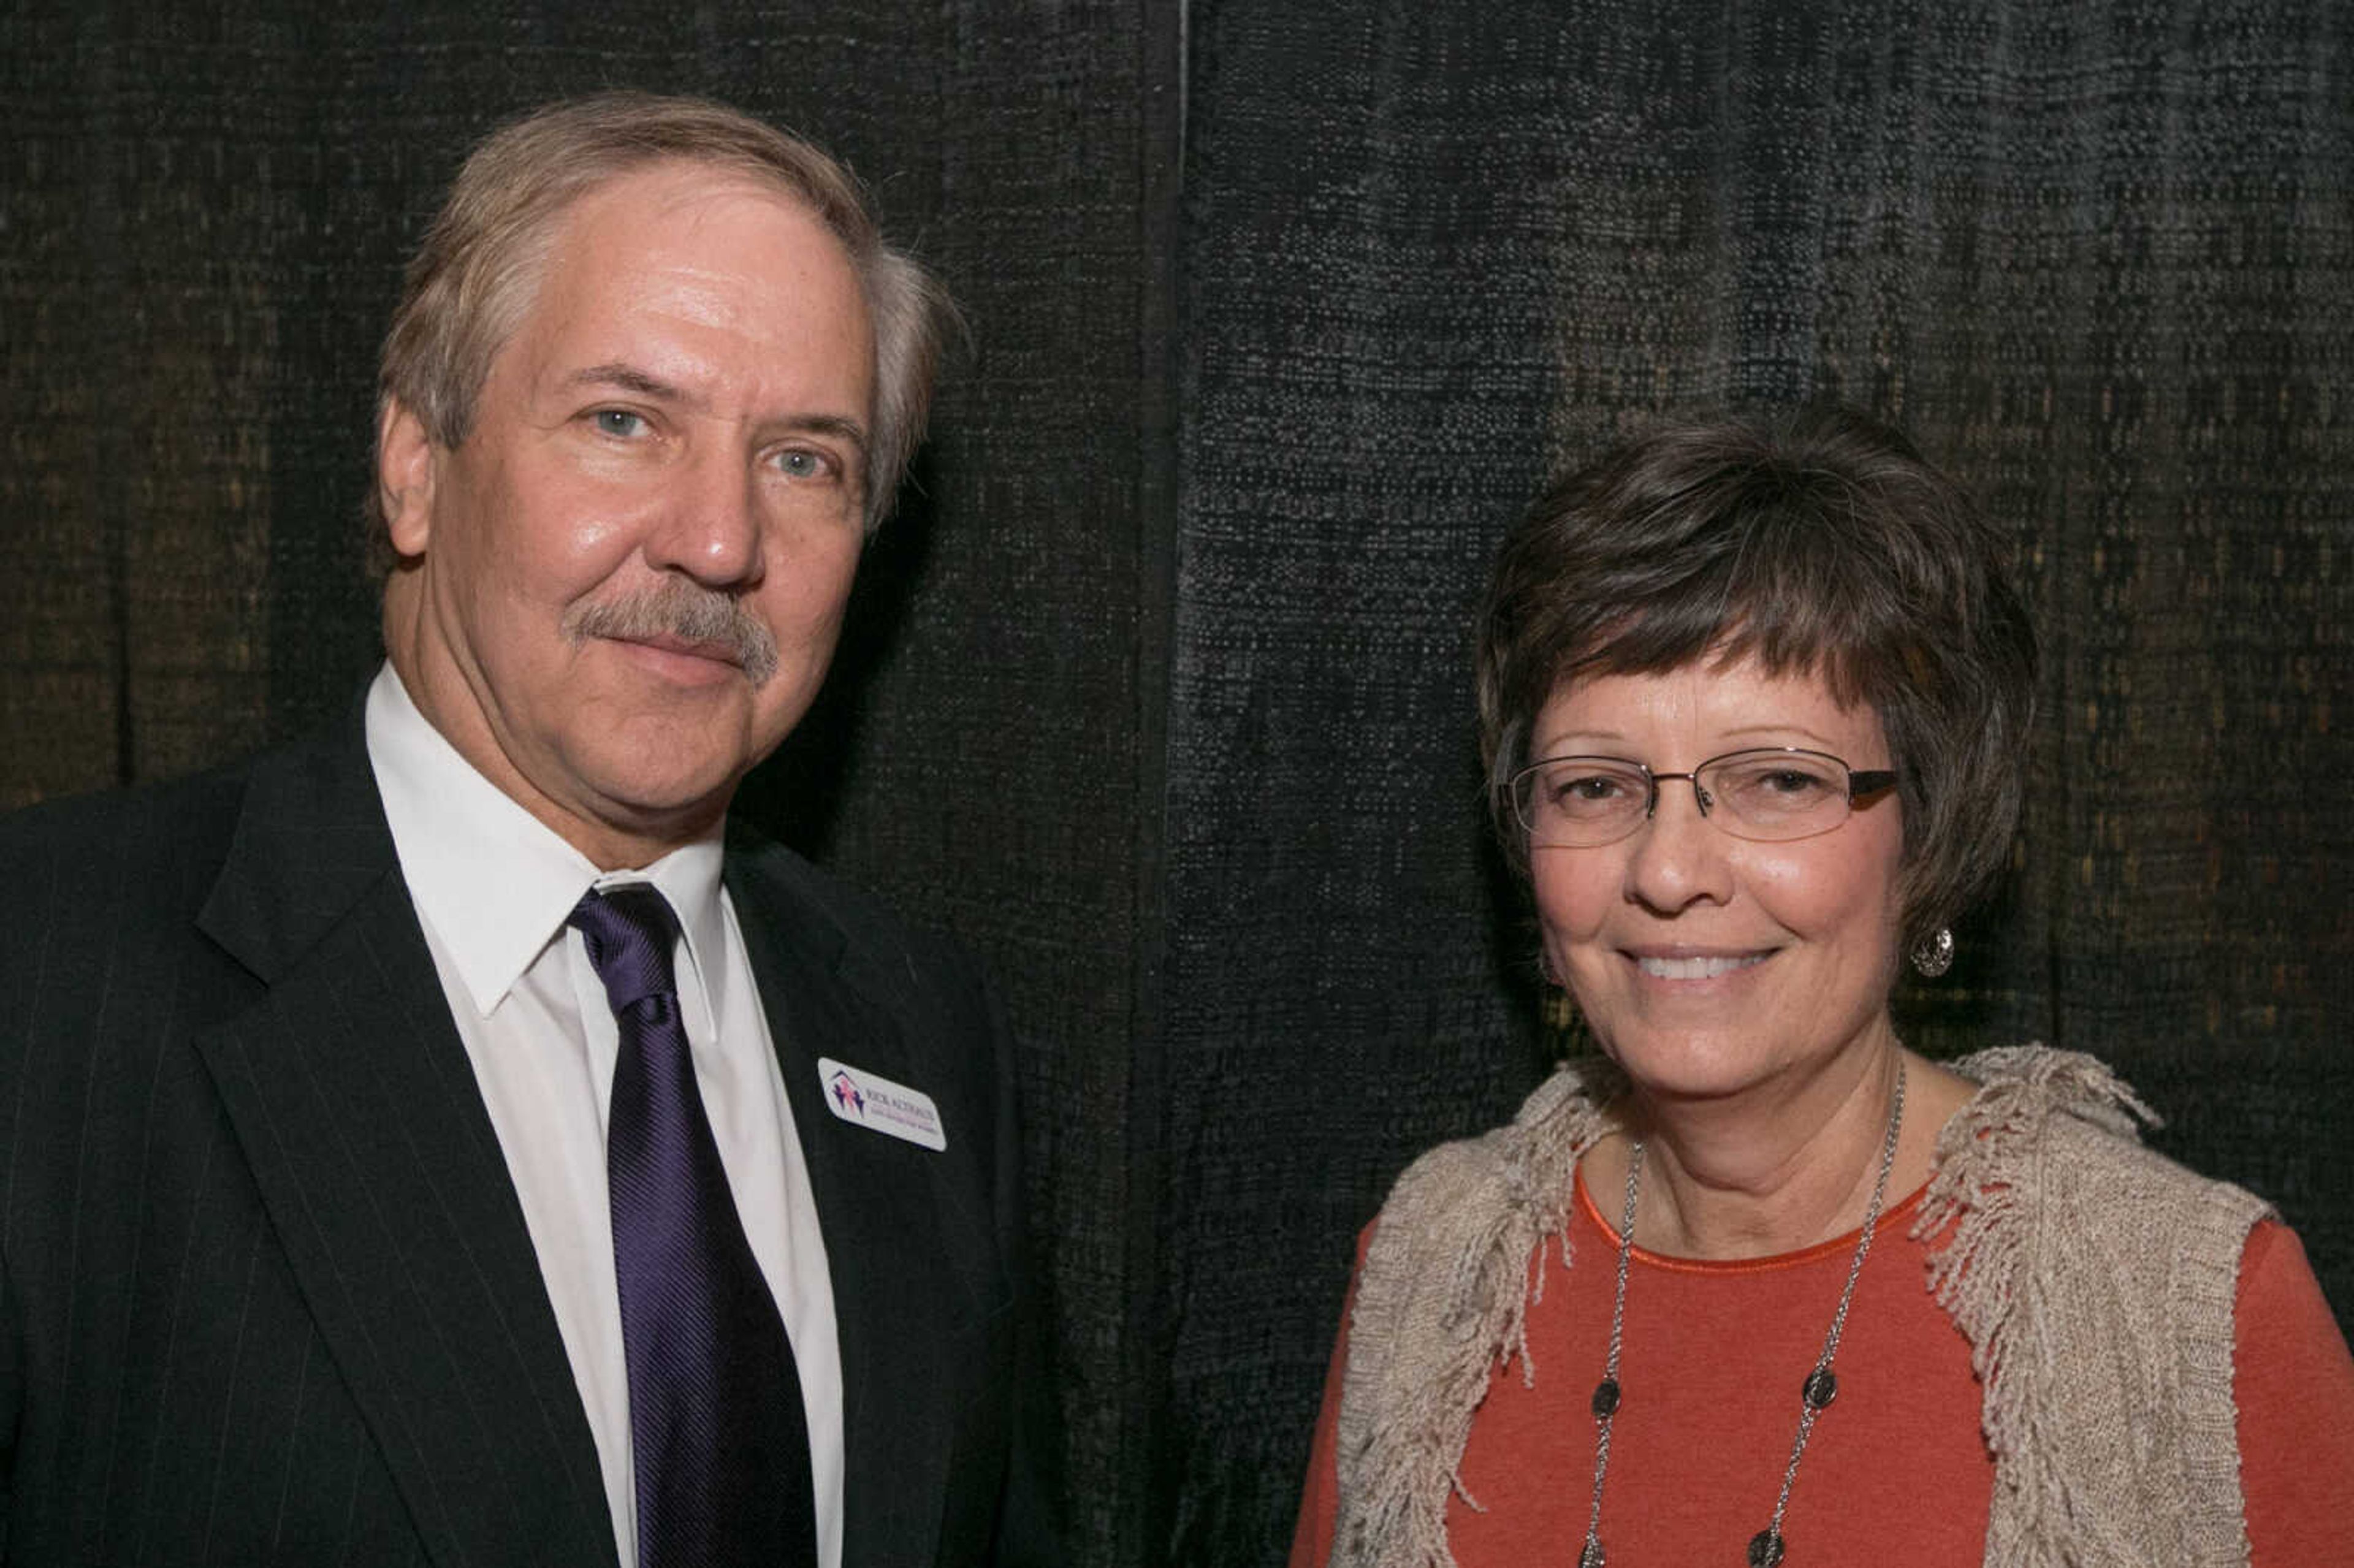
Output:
top-left (1587, 1046), bottom-right (1978, 1260)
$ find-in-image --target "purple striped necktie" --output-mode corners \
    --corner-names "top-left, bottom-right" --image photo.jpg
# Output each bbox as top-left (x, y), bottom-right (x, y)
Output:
top-left (569, 884), bottom-right (817, 1568)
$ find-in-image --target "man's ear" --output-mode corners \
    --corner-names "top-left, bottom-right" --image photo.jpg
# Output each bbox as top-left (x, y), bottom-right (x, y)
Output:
top-left (376, 398), bottom-right (438, 558)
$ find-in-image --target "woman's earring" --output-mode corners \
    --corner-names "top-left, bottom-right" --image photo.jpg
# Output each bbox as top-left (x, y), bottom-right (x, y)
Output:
top-left (1910, 926), bottom-right (1955, 978)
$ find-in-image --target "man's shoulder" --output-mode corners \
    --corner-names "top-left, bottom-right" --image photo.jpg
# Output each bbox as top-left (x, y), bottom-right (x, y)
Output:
top-left (1, 714), bottom-right (382, 938)
top-left (0, 757), bottom-right (257, 917)
top-left (0, 755), bottom-right (285, 1076)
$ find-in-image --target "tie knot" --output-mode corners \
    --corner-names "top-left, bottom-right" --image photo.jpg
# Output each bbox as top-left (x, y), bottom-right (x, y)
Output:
top-left (569, 885), bottom-right (681, 1013)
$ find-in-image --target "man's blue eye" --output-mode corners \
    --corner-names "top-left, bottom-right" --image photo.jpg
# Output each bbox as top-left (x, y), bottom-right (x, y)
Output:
top-left (593, 409), bottom-right (645, 438)
top-left (777, 450), bottom-right (826, 479)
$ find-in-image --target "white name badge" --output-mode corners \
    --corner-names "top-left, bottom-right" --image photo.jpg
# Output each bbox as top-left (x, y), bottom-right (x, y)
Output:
top-left (816, 1057), bottom-right (948, 1151)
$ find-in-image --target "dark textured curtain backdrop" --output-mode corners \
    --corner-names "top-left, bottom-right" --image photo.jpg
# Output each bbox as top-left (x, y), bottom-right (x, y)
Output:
top-left (4, 3), bottom-right (2347, 1566)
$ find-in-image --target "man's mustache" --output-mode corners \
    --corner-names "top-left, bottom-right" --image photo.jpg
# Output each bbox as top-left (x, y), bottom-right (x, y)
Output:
top-left (562, 580), bottom-right (780, 686)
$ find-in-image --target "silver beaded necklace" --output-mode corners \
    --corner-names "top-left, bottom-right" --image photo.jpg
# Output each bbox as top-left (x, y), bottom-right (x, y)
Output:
top-left (1577, 1059), bottom-right (1907, 1568)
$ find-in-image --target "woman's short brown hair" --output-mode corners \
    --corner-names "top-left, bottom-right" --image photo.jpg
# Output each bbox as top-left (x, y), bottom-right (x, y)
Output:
top-left (371, 91), bottom-right (954, 541)
top-left (1475, 406), bottom-right (2038, 945)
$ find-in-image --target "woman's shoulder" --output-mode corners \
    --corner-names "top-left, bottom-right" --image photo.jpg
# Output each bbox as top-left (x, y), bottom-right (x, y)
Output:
top-left (1913, 1045), bottom-right (2293, 1565)
top-left (1924, 1043), bottom-right (2274, 1409)
top-left (1935, 1043), bottom-right (2274, 1222)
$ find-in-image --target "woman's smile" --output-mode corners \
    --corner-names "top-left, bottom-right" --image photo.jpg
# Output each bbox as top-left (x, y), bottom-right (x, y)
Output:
top-left (1625, 948), bottom-right (1773, 982)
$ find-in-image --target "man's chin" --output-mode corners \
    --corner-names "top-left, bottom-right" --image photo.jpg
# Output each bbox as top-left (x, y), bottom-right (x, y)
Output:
top-left (593, 776), bottom-right (739, 837)
top-left (539, 757), bottom-right (748, 864)
top-left (522, 705), bottom-right (806, 861)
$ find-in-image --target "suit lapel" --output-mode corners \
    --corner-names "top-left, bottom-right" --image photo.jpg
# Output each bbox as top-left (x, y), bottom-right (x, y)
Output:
top-left (728, 844), bottom-right (961, 1568)
top-left (192, 725), bottom-right (617, 1568)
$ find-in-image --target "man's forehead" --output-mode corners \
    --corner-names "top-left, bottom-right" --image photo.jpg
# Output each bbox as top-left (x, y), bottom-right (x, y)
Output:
top-left (547, 158), bottom-right (848, 267)
top-left (496, 162), bottom-right (875, 395)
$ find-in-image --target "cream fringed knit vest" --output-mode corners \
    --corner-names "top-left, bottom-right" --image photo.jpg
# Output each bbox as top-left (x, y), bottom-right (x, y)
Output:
top-left (1328, 1047), bottom-right (2272, 1568)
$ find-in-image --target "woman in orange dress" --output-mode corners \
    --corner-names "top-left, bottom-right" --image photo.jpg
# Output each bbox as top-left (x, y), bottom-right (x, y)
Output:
top-left (1291, 408), bottom-right (2354, 1568)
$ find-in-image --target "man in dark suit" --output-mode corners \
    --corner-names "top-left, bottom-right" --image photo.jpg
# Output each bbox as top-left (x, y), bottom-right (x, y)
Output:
top-left (0, 93), bottom-right (1057, 1567)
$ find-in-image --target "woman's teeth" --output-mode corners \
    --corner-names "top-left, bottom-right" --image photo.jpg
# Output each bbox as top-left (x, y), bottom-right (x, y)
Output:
top-left (1636, 953), bottom-right (1766, 980)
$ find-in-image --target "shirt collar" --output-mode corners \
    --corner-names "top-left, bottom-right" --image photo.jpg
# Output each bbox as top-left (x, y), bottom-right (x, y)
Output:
top-left (364, 663), bottom-right (731, 1020)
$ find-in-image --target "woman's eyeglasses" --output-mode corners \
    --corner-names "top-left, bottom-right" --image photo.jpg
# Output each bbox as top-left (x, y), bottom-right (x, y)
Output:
top-left (1507, 748), bottom-right (1900, 848)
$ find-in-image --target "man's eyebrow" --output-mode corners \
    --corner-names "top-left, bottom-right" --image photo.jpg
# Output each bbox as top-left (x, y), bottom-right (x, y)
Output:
top-left (565, 362), bottom-right (701, 408)
top-left (785, 413), bottom-right (870, 456)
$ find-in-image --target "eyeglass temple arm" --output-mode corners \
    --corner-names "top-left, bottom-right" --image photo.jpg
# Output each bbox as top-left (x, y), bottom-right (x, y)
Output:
top-left (1848, 769), bottom-right (1900, 801)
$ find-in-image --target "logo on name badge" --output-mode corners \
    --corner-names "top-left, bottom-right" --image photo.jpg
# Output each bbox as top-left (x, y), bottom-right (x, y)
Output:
top-left (817, 1057), bottom-right (947, 1151)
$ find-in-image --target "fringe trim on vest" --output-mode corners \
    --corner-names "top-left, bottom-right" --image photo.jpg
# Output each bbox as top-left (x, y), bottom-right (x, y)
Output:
top-left (1330, 1064), bottom-right (1620, 1568)
top-left (1921, 1048), bottom-right (2268, 1568)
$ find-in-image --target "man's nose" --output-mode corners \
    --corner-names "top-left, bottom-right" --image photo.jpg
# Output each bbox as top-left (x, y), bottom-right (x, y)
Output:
top-left (646, 448), bottom-right (764, 587)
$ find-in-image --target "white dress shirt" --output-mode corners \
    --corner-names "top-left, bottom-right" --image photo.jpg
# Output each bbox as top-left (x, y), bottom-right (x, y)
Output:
top-left (364, 664), bottom-right (843, 1568)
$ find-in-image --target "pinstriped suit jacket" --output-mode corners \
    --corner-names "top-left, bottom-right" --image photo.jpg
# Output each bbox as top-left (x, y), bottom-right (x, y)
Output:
top-left (0, 710), bottom-right (1059, 1567)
